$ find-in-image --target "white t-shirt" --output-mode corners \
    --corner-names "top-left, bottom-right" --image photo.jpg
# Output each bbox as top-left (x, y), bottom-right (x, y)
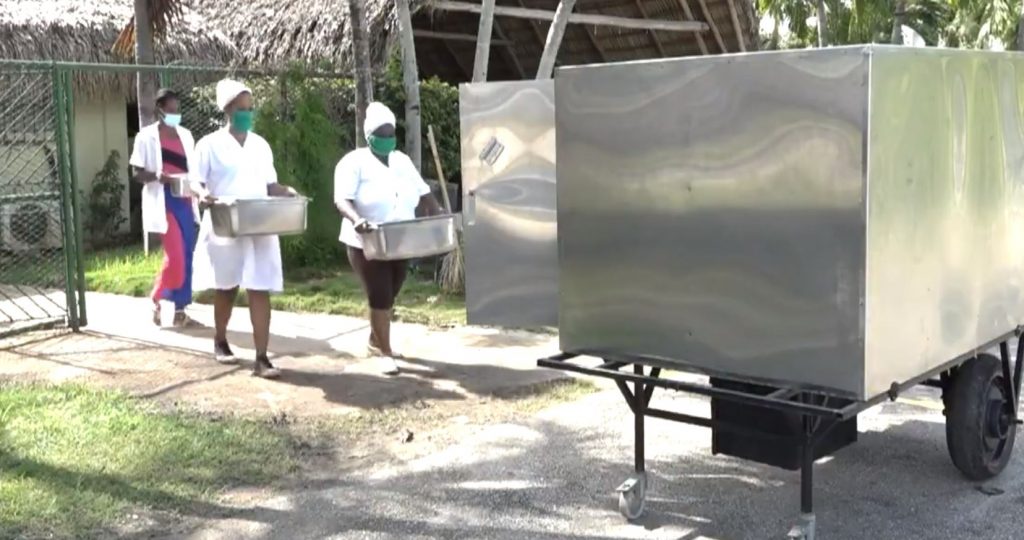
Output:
top-left (334, 148), bottom-right (431, 248)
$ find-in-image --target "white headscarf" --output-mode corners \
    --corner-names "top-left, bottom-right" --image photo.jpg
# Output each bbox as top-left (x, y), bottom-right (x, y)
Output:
top-left (363, 102), bottom-right (396, 140)
top-left (216, 79), bottom-right (251, 111)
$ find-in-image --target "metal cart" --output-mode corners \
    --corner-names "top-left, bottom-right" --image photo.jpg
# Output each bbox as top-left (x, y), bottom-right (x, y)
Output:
top-left (460, 46), bottom-right (1024, 539)
top-left (538, 336), bottom-right (1022, 538)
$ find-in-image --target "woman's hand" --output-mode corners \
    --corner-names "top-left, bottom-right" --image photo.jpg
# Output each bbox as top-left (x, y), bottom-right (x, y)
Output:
top-left (268, 183), bottom-right (299, 198)
top-left (353, 218), bottom-right (374, 233)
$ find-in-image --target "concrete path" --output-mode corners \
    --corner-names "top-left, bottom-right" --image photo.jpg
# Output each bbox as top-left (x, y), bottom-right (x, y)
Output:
top-left (162, 384), bottom-right (1024, 540)
top-left (0, 293), bottom-right (562, 415)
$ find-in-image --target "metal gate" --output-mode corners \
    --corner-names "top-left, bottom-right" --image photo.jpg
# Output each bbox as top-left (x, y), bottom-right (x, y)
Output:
top-left (0, 63), bottom-right (86, 337)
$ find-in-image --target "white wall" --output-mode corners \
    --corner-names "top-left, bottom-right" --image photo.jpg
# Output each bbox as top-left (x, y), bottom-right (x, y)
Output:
top-left (72, 96), bottom-right (130, 233)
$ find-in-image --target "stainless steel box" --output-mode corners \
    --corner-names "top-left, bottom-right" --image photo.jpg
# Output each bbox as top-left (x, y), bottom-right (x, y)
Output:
top-left (361, 215), bottom-right (459, 261)
top-left (209, 196), bottom-right (308, 237)
top-left (555, 46), bottom-right (1024, 399)
top-left (460, 81), bottom-right (558, 327)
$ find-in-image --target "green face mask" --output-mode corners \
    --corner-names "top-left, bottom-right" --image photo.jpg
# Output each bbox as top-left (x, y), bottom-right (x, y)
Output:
top-left (367, 135), bottom-right (397, 156)
top-left (230, 110), bottom-right (254, 133)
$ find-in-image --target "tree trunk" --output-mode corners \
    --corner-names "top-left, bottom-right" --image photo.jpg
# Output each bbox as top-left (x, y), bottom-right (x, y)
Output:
top-left (394, 0), bottom-right (422, 171)
top-left (1016, 9), bottom-right (1024, 50)
top-left (348, 0), bottom-right (374, 146)
top-left (891, 0), bottom-right (906, 45)
top-left (771, 16), bottom-right (781, 49)
top-left (472, 0), bottom-right (497, 82)
top-left (537, 0), bottom-right (577, 79)
top-left (816, 0), bottom-right (828, 47)
top-left (134, 0), bottom-right (157, 127)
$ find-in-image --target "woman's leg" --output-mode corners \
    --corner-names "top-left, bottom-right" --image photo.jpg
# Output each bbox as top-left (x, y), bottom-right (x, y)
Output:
top-left (213, 287), bottom-right (238, 363)
top-left (168, 204), bottom-right (197, 315)
top-left (247, 289), bottom-right (279, 378)
top-left (348, 246), bottom-right (399, 374)
top-left (150, 212), bottom-right (186, 324)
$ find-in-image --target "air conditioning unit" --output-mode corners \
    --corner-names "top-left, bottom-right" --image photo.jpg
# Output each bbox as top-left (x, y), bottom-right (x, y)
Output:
top-left (0, 200), bottom-right (63, 251)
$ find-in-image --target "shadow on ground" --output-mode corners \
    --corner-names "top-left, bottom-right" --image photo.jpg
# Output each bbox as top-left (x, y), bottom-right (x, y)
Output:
top-left (118, 394), bottom-right (1022, 540)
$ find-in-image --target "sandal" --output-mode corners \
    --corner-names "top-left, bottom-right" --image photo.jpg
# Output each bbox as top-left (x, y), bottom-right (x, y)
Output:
top-left (172, 311), bottom-right (201, 328)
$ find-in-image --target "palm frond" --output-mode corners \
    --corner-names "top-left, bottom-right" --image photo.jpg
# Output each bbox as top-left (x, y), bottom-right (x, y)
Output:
top-left (111, 0), bottom-right (186, 58)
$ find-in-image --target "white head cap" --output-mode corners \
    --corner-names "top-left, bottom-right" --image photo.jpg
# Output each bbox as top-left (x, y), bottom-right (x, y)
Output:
top-left (363, 102), bottom-right (396, 140)
top-left (216, 79), bottom-right (251, 111)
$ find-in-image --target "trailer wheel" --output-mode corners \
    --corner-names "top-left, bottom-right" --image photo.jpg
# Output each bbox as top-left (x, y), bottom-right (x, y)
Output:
top-left (945, 354), bottom-right (1017, 481)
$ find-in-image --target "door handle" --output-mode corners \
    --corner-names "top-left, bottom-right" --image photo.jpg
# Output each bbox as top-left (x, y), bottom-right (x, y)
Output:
top-left (464, 188), bottom-right (477, 226)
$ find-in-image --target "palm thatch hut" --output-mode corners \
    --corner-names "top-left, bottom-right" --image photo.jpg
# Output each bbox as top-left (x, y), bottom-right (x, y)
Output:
top-left (0, 0), bottom-right (239, 234)
top-left (192, 0), bottom-right (758, 82)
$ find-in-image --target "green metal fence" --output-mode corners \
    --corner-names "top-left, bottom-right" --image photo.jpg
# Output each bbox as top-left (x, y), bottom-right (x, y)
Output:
top-left (0, 62), bottom-right (84, 337)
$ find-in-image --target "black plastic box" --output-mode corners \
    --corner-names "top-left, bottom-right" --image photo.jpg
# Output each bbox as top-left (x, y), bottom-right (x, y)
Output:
top-left (710, 377), bottom-right (858, 471)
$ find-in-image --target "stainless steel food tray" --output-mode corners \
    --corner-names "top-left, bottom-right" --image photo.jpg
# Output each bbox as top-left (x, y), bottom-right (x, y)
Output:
top-left (361, 214), bottom-right (459, 261)
top-left (209, 196), bottom-right (308, 238)
top-left (167, 174), bottom-right (191, 198)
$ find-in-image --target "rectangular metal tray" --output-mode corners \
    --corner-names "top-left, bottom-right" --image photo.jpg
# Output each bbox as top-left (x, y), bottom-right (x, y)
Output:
top-left (209, 196), bottom-right (308, 238)
top-left (167, 174), bottom-right (191, 198)
top-left (362, 214), bottom-right (459, 261)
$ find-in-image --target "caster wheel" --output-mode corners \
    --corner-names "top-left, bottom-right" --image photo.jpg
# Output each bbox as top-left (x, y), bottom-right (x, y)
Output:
top-left (616, 472), bottom-right (647, 520)
top-left (945, 354), bottom-right (1017, 481)
top-left (786, 513), bottom-right (816, 540)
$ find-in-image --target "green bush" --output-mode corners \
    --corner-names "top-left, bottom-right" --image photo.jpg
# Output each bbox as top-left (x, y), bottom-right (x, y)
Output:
top-left (251, 63), bottom-right (461, 268)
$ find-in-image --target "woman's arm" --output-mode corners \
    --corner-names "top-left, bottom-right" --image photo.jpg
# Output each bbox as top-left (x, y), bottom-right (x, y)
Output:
top-left (336, 199), bottom-right (372, 232)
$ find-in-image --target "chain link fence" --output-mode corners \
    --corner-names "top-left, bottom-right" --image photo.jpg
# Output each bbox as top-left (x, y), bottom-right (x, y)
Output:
top-left (0, 63), bottom-right (83, 336)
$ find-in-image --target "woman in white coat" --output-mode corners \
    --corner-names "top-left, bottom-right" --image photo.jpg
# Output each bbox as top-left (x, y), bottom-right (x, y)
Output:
top-left (191, 80), bottom-right (298, 379)
top-left (129, 89), bottom-right (200, 327)
top-left (334, 102), bottom-right (444, 375)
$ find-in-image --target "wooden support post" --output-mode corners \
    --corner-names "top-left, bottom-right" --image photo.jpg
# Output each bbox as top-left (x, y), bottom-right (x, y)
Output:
top-left (432, 1), bottom-right (707, 32)
top-left (695, 0), bottom-right (727, 53)
top-left (676, 0), bottom-right (709, 54)
top-left (632, 0), bottom-right (666, 57)
top-left (536, 0), bottom-right (577, 79)
top-left (414, 30), bottom-right (511, 46)
top-left (394, 0), bottom-right (422, 170)
top-left (725, 0), bottom-right (746, 52)
top-left (472, 0), bottom-right (497, 82)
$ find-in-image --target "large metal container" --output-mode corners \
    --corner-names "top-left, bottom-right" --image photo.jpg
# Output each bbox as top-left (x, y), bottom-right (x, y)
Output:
top-left (361, 215), bottom-right (459, 261)
top-left (553, 46), bottom-right (1024, 399)
top-left (209, 196), bottom-right (308, 237)
top-left (460, 80), bottom-right (558, 327)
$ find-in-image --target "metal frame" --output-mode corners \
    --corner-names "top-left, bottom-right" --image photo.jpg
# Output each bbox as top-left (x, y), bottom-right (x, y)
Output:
top-left (538, 326), bottom-right (1024, 538)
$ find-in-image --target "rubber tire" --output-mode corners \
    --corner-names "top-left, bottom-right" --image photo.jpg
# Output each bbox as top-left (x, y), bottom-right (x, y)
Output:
top-left (945, 354), bottom-right (1017, 481)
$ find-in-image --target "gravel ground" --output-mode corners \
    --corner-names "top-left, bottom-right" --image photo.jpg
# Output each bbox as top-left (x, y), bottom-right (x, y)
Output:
top-left (166, 380), bottom-right (1024, 540)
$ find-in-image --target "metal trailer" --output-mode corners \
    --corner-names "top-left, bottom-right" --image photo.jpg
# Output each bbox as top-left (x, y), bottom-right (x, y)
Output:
top-left (459, 46), bottom-right (1024, 539)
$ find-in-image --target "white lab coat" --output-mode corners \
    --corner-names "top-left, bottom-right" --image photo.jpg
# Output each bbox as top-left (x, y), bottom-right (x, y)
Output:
top-left (128, 123), bottom-right (201, 233)
top-left (334, 148), bottom-right (430, 248)
top-left (191, 128), bottom-right (284, 292)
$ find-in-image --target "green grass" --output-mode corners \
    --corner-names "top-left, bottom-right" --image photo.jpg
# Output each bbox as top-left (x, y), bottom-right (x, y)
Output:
top-left (0, 383), bottom-right (299, 539)
top-left (83, 247), bottom-right (465, 327)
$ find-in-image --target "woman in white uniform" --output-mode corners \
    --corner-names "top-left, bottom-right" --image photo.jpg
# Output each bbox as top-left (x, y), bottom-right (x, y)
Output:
top-left (334, 102), bottom-right (444, 375)
top-left (192, 79), bottom-right (298, 379)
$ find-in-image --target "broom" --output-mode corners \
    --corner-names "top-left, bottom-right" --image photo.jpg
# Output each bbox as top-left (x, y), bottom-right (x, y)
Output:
top-left (428, 125), bottom-right (464, 294)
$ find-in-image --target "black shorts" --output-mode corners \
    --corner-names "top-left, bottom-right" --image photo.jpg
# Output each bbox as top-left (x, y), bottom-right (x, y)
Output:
top-left (347, 246), bottom-right (408, 310)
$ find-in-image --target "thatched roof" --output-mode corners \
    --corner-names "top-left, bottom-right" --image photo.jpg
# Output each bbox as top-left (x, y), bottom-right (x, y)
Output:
top-left (0, 0), bottom-right (239, 98)
top-left (415, 0), bottom-right (761, 81)
top-left (189, 0), bottom-right (406, 72)
top-left (193, 0), bottom-right (759, 82)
